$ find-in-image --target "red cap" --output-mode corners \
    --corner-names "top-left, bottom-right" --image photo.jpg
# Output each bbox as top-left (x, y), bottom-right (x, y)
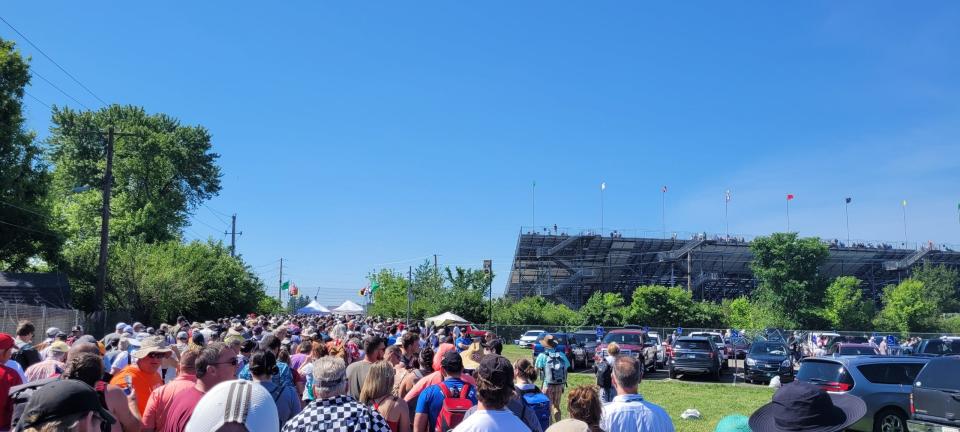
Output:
top-left (0, 333), bottom-right (13, 350)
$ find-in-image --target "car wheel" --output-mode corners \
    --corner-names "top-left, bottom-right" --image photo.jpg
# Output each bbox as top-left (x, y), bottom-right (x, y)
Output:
top-left (873, 408), bottom-right (906, 432)
top-left (668, 367), bottom-right (677, 379)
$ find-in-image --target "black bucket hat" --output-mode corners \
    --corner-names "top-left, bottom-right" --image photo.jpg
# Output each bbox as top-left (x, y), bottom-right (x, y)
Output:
top-left (749, 381), bottom-right (866, 432)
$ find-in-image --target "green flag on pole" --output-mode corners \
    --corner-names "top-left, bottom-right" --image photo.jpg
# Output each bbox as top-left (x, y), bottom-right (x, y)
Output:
top-left (370, 279), bottom-right (380, 293)
top-left (280, 280), bottom-right (290, 290)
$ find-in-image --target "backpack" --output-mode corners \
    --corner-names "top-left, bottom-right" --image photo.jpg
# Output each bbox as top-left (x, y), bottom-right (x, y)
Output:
top-left (518, 387), bottom-right (551, 431)
top-left (435, 382), bottom-right (472, 432)
top-left (11, 342), bottom-right (39, 371)
top-left (596, 358), bottom-right (612, 388)
top-left (543, 352), bottom-right (567, 386)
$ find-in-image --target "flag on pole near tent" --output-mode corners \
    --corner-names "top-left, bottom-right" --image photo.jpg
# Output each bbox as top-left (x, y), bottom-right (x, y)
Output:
top-left (845, 197), bottom-right (852, 204)
top-left (370, 279), bottom-right (380, 293)
top-left (280, 281), bottom-right (290, 290)
top-left (662, 185), bottom-right (668, 193)
top-left (787, 194), bottom-right (795, 201)
top-left (725, 190), bottom-right (731, 202)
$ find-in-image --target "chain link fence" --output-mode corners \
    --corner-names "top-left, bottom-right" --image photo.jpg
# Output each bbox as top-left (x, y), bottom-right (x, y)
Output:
top-left (0, 302), bottom-right (83, 336)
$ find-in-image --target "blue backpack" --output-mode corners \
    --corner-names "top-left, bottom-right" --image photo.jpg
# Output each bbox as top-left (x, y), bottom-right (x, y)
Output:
top-left (519, 387), bottom-right (551, 430)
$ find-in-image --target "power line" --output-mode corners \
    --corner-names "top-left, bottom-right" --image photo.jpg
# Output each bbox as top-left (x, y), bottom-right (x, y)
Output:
top-left (0, 199), bottom-right (50, 219)
top-left (203, 203), bottom-right (231, 225)
top-left (0, 219), bottom-right (61, 238)
top-left (0, 15), bottom-right (108, 106)
top-left (29, 71), bottom-right (91, 111)
top-left (23, 89), bottom-right (50, 110)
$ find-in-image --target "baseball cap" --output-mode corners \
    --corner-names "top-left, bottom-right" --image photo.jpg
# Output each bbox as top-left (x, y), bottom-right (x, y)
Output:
top-left (177, 331), bottom-right (188, 340)
top-left (478, 354), bottom-right (513, 390)
top-left (15, 379), bottom-right (116, 431)
top-left (184, 379), bottom-right (280, 432)
top-left (45, 327), bottom-right (60, 338)
top-left (115, 322), bottom-right (127, 331)
top-left (441, 350), bottom-right (463, 373)
top-left (48, 341), bottom-right (70, 354)
top-left (0, 333), bottom-right (13, 350)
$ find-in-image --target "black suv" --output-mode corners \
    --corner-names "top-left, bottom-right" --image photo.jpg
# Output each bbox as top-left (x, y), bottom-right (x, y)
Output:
top-left (668, 336), bottom-right (721, 381)
top-left (908, 356), bottom-right (960, 431)
top-left (745, 341), bottom-right (794, 384)
top-left (913, 337), bottom-right (960, 356)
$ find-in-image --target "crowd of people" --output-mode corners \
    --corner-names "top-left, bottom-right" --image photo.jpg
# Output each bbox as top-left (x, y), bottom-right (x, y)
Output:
top-left (0, 315), bottom-right (873, 432)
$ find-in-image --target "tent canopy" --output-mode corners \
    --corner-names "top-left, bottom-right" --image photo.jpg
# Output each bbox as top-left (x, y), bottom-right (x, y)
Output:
top-left (297, 300), bottom-right (330, 315)
top-left (425, 311), bottom-right (470, 327)
top-left (332, 300), bottom-right (364, 315)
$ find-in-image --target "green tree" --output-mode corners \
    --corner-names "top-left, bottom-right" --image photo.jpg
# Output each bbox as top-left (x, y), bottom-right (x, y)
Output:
top-left (579, 292), bottom-right (625, 326)
top-left (0, 38), bottom-right (61, 270)
top-left (821, 276), bottom-right (874, 330)
top-left (750, 232), bottom-right (829, 327)
top-left (723, 297), bottom-right (793, 330)
top-left (911, 262), bottom-right (960, 313)
top-left (626, 285), bottom-right (695, 327)
top-left (874, 279), bottom-right (941, 334)
top-left (257, 296), bottom-right (283, 315)
top-left (367, 269), bottom-right (412, 319)
top-left (287, 295), bottom-right (311, 314)
top-left (47, 105), bottom-right (222, 244)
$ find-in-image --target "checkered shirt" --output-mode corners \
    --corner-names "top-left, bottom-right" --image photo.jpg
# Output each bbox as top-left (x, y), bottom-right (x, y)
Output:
top-left (281, 395), bottom-right (390, 432)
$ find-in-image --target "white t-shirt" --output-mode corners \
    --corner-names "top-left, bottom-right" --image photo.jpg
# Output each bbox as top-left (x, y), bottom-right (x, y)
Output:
top-left (453, 408), bottom-right (528, 432)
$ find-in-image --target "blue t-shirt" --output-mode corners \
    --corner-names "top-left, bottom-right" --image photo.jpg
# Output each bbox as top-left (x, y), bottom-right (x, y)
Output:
top-left (455, 337), bottom-right (473, 352)
top-left (415, 378), bottom-right (478, 431)
top-left (387, 336), bottom-right (397, 347)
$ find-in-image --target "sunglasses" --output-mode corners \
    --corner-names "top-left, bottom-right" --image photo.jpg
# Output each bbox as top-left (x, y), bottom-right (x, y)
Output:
top-left (212, 357), bottom-right (240, 367)
top-left (147, 352), bottom-right (169, 359)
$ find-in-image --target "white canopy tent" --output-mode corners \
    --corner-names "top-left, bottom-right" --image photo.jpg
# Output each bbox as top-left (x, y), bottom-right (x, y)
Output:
top-left (296, 300), bottom-right (331, 315)
top-left (332, 300), bottom-right (365, 315)
top-left (425, 311), bottom-right (471, 327)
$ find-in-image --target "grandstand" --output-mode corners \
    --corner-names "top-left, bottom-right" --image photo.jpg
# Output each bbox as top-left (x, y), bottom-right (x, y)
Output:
top-left (505, 227), bottom-right (960, 309)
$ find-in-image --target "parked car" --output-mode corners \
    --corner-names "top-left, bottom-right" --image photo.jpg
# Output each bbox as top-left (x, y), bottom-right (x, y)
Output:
top-left (827, 343), bottom-right (880, 356)
top-left (594, 329), bottom-right (646, 365)
top-left (797, 355), bottom-right (929, 432)
top-left (689, 331), bottom-right (729, 369)
top-left (908, 356), bottom-right (960, 432)
top-left (515, 330), bottom-right (546, 348)
top-left (729, 336), bottom-right (751, 359)
top-left (668, 336), bottom-right (722, 381)
top-left (912, 337), bottom-right (960, 356)
top-left (744, 341), bottom-right (794, 384)
top-left (531, 332), bottom-right (574, 370)
top-left (569, 330), bottom-right (598, 369)
top-left (646, 332), bottom-right (666, 369)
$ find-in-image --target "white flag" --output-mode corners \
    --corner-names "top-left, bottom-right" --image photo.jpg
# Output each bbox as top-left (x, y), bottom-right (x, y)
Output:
top-left (601, 182), bottom-right (606, 191)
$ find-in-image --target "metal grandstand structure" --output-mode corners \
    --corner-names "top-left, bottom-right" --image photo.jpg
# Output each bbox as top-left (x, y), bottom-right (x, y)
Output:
top-left (506, 227), bottom-right (960, 309)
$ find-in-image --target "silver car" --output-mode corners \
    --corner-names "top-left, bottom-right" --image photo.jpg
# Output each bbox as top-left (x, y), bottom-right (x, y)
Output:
top-left (797, 355), bottom-right (930, 432)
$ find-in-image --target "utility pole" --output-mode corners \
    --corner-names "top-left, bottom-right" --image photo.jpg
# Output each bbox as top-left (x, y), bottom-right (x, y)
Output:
top-left (227, 214), bottom-right (242, 257)
top-left (278, 258), bottom-right (284, 305)
top-left (407, 266), bottom-right (412, 325)
top-left (433, 254), bottom-right (439, 273)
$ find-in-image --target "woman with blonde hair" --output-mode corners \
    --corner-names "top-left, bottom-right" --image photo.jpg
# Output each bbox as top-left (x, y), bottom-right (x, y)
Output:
top-left (359, 361), bottom-right (410, 432)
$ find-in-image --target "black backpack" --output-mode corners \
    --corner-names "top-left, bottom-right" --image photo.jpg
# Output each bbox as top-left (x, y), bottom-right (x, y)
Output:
top-left (11, 343), bottom-right (40, 371)
top-left (9, 377), bottom-right (58, 428)
top-left (596, 358), bottom-right (612, 388)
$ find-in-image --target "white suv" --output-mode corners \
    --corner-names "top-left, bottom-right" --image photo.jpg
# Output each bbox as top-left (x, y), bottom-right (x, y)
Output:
top-left (515, 330), bottom-right (546, 348)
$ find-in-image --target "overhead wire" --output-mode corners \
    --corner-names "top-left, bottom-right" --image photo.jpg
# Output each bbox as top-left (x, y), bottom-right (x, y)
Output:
top-left (0, 15), bottom-right (109, 106)
top-left (29, 69), bottom-right (92, 110)
top-left (0, 219), bottom-right (62, 238)
top-left (23, 89), bottom-right (51, 110)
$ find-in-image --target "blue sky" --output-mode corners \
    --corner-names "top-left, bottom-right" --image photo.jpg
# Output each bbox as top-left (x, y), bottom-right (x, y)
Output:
top-left (5, 2), bottom-right (960, 306)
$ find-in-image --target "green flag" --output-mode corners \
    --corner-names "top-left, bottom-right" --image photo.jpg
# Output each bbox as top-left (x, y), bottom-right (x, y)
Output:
top-left (280, 280), bottom-right (290, 290)
top-left (370, 279), bottom-right (380, 293)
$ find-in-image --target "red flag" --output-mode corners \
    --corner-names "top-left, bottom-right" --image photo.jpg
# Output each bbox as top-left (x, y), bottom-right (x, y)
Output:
top-left (787, 194), bottom-right (795, 201)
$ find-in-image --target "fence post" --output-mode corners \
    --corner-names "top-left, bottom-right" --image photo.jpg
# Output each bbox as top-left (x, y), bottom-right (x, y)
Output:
top-left (75, 309), bottom-right (79, 329)
top-left (41, 305), bottom-right (47, 335)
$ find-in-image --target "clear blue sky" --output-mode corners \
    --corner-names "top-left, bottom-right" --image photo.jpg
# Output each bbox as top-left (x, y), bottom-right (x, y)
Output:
top-left (5, 2), bottom-right (960, 306)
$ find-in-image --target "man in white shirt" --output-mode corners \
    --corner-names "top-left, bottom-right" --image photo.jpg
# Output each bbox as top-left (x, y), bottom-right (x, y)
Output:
top-left (601, 355), bottom-right (674, 432)
top-left (453, 354), bottom-right (527, 432)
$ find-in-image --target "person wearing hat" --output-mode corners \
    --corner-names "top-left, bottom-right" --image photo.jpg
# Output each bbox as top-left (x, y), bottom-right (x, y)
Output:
top-left (14, 379), bottom-right (116, 432)
top-left (184, 379), bottom-right (280, 432)
top-left (174, 332), bottom-right (189, 353)
top-left (0, 333), bottom-right (24, 431)
top-left (109, 336), bottom-right (173, 416)
top-left (66, 326), bottom-right (83, 346)
top-left (24, 341), bottom-right (68, 382)
top-left (599, 355), bottom-right (673, 432)
top-left (141, 347), bottom-right (200, 432)
top-left (414, 351), bottom-right (478, 432)
top-left (102, 322), bottom-right (127, 352)
top-left (748, 381), bottom-right (866, 432)
top-left (535, 334), bottom-right (570, 423)
top-left (161, 342), bottom-right (239, 432)
top-left (454, 354), bottom-right (530, 432)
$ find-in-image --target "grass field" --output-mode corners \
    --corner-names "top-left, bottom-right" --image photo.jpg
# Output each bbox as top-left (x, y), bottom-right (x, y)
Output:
top-left (501, 345), bottom-right (773, 432)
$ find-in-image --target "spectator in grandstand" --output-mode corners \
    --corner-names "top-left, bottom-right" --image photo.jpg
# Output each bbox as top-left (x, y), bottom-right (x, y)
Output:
top-left (184, 379), bottom-right (280, 432)
top-left (346, 335), bottom-right (386, 399)
top-left (360, 361), bottom-right (410, 432)
top-left (25, 340), bottom-right (68, 382)
top-left (547, 385), bottom-right (604, 432)
top-left (413, 351), bottom-right (477, 432)
top-left (250, 350), bottom-right (301, 426)
top-left (15, 379), bottom-right (116, 432)
top-left (109, 336), bottom-right (172, 417)
top-left (141, 347), bottom-right (200, 431)
top-left (282, 356), bottom-right (390, 432)
top-left (536, 335), bottom-right (570, 422)
top-left (600, 355), bottom-right (674, 432)
top-left (162, 342), bottom-right (238, 431)
top-left (454, 354), bottom-right (529, 432)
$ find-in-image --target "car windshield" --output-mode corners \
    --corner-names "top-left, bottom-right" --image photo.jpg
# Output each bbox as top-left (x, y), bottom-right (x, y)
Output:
top-left (675, 340), bottom-right (712, 350)
top-left (692, 333), bottom-right (723, 343)
top-left (571, 333), bottom-right (593, 344)
top-left (922, 339), bottom-right (960, 355)
top-left (751, 343), bottom-right (787, 355)
top-left (523, 331), bottom-right (543, 337)
top-left (838, 346), bottom-right (877, 356)
top-left (603, 332), bottom-right (642, 345)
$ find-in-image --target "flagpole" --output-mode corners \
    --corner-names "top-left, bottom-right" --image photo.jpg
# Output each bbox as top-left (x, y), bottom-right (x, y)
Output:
top-left (600, 183), bottom-right (605, 235)
top-left (661, 187), bottom-right (666, 239)
top-left (786, 199), bottom-right (791, 233)
top-left (532, 181), bottom-right (536, 230)
top-left (902, 201), bottom-right (908, 249)
top-left (724, 190), bottom-right (730, 239)
top-left (845, 200), bottom-right (851, 244)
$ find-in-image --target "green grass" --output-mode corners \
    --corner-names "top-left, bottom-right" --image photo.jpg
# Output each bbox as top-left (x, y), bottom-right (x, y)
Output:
top-left (501, 345), bottom-right (773, 432)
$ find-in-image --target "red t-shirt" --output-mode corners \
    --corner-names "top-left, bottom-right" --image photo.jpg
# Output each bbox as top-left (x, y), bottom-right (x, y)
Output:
top-left (0, 364), bottom-right (23, 430)
top-left (160, 386), bottom-right (205, 432)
